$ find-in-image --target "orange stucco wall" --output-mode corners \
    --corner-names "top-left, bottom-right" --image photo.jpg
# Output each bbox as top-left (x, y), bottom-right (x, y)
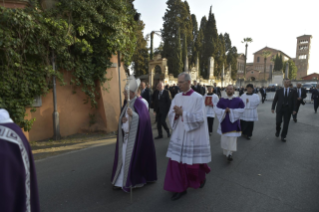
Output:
top-left (24, 54), bottom-right (126, 141)
top-left (98, 56), bottom-right (127, 133)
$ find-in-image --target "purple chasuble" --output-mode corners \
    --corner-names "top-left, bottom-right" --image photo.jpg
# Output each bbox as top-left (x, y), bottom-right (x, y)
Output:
top-left (111, 98), bottom-right (157, 192)
top-left (217, 97), bottom-right (245, 134)
top-left (0, 123), bottom-right (40, 212)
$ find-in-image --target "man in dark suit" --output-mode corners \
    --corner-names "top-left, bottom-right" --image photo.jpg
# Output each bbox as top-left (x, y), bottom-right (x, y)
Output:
top-left (169, 84), bottom-right (179, 98)
top-left (239, 86), bottom-right (245, 96)
top-left (192, 80), bottom-right (204, 96)
top-left (140, 82), bottom-right (151, 108)
top-left (260, 86), bottom-right (267, 103)
top-left (293, 83), bottom-right (307, 121)
top-left (311, 84), bottom-right (319, 113)
top-left (154, 81), bottom-right (172, 139)
top-left (271, 79), bottom-right (297, 142)
top-left (213, 83), bottom-right (221, 98)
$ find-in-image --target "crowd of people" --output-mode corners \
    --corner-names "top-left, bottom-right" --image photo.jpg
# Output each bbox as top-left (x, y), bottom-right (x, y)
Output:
top-left (1, 72), bottom-right (318, 210)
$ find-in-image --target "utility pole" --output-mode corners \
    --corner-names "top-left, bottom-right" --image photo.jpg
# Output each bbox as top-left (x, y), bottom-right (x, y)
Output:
top-left (52, 51), bottom-right (60, 140)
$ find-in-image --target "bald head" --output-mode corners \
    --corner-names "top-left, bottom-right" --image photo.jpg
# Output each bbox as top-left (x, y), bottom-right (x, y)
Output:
top-left (226, 84), bottom-right (235, 97)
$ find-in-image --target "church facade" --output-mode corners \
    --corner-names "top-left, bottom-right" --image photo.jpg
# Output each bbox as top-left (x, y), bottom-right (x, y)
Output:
top-left (236, 35), bottom-right (312, 81)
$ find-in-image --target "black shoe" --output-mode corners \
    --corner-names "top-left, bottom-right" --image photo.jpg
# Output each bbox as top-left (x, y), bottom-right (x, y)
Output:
top-left (275, 132), bottom-right (279, 137)
top-left (227, 155), bottom-right (233, 161)
top-left (293, 119), bottom-right (297, 123)
top-left (112, 186), bottom-right (121, 190)
top-left (171, 191), bottom-right (187, 201)
top-left (167, 131), bottom-right (171, 138)
top-left (155, 136), bottom-right (163, 139)
top-left (246, 136), bottom-right (251, 140)
top-left (200, 179), bottom-right (206, 188)
top-left (281, 137), bottom-right (286, 142)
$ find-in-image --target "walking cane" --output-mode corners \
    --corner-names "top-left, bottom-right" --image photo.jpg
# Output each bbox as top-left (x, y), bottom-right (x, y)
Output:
top-left (124, 74), bottom-right (133, 204)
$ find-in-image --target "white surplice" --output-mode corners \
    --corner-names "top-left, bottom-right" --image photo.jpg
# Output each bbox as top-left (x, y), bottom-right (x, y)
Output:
top-left (240, 93), bottom-right (260, 121)
top-left (203, 94), bottom-right (219, 118)
top-left (214, 96), bottom-right (245, 156)
top-left (166, 91), bottom-right (211, 165)
top-left (114, 109), bottom-right (129, 188)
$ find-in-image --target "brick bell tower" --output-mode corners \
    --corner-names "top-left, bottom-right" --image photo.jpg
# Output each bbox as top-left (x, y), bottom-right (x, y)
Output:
top-left (295, 35), bottom-right (312, 80)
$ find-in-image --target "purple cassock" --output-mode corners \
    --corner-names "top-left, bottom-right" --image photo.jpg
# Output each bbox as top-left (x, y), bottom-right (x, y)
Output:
top-left (164, 89), bottom-right (211, 193)
top-left (217, 97), bottom-right (245, 134)
top-left (111, 97), bottom-right (157, 192)
top-left (0, 120), bottom-right (40, 212)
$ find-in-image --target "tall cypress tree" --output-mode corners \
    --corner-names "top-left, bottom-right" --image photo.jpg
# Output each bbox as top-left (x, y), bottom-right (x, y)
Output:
top-left (190, 14), bottom-right (198, 66)
top-left (162, 0), bottom-right (193, 76)
top-left (274, 54), bottom-right (279, 71)
top-left (202, 6), bottom-right (219, 78)
top-left (279, 54), bottom-right (283, 72)
top-left (173, 29), bottom-right (183, 76)
top-left (198, 16), bottom-right (207, 77)
top-left (181, 1), bottom-right (193, 72)
top-left (214, 34), bottom-right (226, 78)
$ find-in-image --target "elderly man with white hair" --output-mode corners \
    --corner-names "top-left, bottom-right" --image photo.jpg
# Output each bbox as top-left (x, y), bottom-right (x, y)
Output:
top-left (111, 76), bottom-right (157, 192)
top-left (215, 85), bottom-right (245, 161)
top-left (163, 72), bottom-right (211, 201)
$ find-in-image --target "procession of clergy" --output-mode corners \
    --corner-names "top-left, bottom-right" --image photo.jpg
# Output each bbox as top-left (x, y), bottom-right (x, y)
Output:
top-left (0, 72), bottom-right (309, 211)
top-left (110, 72), bottom-right (265, 201)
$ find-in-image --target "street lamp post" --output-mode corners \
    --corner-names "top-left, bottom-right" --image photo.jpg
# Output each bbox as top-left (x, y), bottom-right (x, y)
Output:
top-left (244, 43), bottom-right (247, 81)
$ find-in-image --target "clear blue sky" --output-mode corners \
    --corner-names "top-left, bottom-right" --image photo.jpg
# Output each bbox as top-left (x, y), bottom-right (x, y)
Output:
top-left (133, 0), bottom-right (318, 74)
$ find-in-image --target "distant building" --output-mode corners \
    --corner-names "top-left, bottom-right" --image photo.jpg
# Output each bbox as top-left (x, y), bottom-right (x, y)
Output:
top-left (302, 73), bottom-right (319, 80)
top-left (236, 35), bottom-right (313, 81)
top-left (294, 35), bottom-right (312, 80)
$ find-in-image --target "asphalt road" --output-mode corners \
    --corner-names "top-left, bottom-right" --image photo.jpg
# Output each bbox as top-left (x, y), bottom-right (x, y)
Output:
top-left (36, 100), bottom-right (319, 212)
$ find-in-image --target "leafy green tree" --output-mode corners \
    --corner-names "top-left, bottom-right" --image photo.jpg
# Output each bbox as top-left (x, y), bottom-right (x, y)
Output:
top-left (132, 21), bottom-right (149, 77)
top-left (283, 60), bottom-right (298, 79)
top-left (0, 0), bottom-right (138, 131)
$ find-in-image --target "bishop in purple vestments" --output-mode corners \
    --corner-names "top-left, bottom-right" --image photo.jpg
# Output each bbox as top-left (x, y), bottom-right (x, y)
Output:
top-left (0, 109), bottom-right (40, 212)
top-left (111, 76), bottom-right (157, 192)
